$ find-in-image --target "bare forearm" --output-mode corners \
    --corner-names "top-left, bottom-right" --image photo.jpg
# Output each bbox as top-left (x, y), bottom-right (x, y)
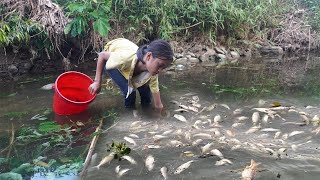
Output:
top-left (152, 91), bottom-right (163, 109)
top-left (94, 52), bottom-right (110, 83)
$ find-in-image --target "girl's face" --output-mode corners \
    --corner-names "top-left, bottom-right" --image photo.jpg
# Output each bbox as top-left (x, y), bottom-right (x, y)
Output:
top-left (145, 52), bottom-right (172, 75)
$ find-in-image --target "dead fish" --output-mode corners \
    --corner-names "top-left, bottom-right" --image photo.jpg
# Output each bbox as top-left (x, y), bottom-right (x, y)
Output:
top-left (237, 116), bottom-right (249, 121)
top-left (274, 131), bottom-right (281, 139)
top-left (95, 152), bottom-right (115, 169)
top-left (258, 99), bottom-right (266, 107)
top-left (145, 155), bottom-right (155, 171)
top-left (206, 104), bottom-right (217, 111)
top-left (291, 140), bottom-right (312, 151)
top-left (173, 114), bottom-right (187, 122)
top-left (128, 133), bottom-right (139, 139)
top-left (306, 105), bottom-right (317, 109)
top-left (241, 159), bottom-right (259, 180)
top-left (174, 160), bottom-right (194, 174)
top-left (124, 136), bottom-right (137, 146)
top-left (201, 143), bottom-right (214, 154)
top-left (170, 140), bottom-right (184, 147)
top-left (245, 124), bottom-right (261, 134)
top-left (153, 135), bottom-right (168, 141)
top-left (193, 133), bottom-right (212, 139)
top-left (144, 145), bottom-right (161, 149)
top-left (133, 110), bottom-right (139, 118)
top-left (231, 144), bottom-right (241, 150)
top-left (281, 133), bottom-right (288, 140)
top-left (188, 106), bottom-right (199, 112)
top-left (214, 114), bottom-right (222, 123)
top-left (252, 112), bottom-right (260, 125)
top-left (40, 83), bottom-right (55, 90)
top-left (160, 166), bottom-right (168, 179)
top-left (215, 158), bottom-right (232, 166)
top-left (263, 148), bottom-right (275, 155)
top-left (226, 129), bottom-right (236, 137)
top-left (118, 168), bottom-right (131, 177)
top-left (122, 155), bottom-right (137, 165)
top-left (233, 108), bottom-right (243, 115)
top-left (210, 149), bottom-right (224, 159)
top-left (260, 128), bottom-right (280, 132)
top-left (130, 121), bottom-right (142, 127)
top-left (174, 108), bottom-right (189, 112)
top-left (262, 114), bottom-right (269, 124)
top-left (162, 130), bottom-right (173, 135)
top-left (288, 130), bottom-right (304, 137)
top-left (115, 165), bottom-right (121, 173)
top-left (232, 122), bottom-right (244, 128)
top-left (220, 103), bottom-right (231, 110)
top-left (192, 139), bottom-right (203, 146)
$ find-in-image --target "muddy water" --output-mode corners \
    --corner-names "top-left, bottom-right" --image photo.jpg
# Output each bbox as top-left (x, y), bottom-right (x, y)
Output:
top-left (1, 53), bottom-right (320, 179)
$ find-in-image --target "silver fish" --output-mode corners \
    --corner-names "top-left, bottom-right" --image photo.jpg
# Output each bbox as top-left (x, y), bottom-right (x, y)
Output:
top-left (252, 112), bottom-right (260, 125)
top-left (128, 133), bottom-right (139, 139)
top-left (214, 114), bottom-right (222, 123)
top-left (215, 158), bottom-right (232, 166)
top-left (210, 149), bottom-right (224, 159)
top-left (40, 83), bottom-right (55, 90)
top-left (115, 165), bottom-right (121, 173)
top-left (174, 160), bottom-right (194, 174)
top-left (260, 128), bottom-right (280, 132)
top-left (173, 114), bottom-right (187, 122)
top-left (145, 155), bottom-right (155, 171)
top-left (160, 166), bottom-right (168, 179)
top-left (118, 168), bottom-right (131, 177)
top-left (288, 130), bottom-right (304, 137)
top-left (124, 136), bottom-right (137, 146)
top-left (201, 143), bottom-right (214, 154)
top-left (95, 152), bottom-right (115, 169)
top-left (220, 103), bottom-right (231, 110)
top-left (122, 155), bottom-right (137, 165)
top-left (241, 159), bottom-right (259, 180)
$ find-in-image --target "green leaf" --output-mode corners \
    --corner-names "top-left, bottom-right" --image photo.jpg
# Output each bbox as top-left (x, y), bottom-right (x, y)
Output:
top-left (93, 18), bottom-right (110, 36)
top-left (0, 172), bottom-right (22, 180)
top-left (64, 23), bottom-right (72, 35)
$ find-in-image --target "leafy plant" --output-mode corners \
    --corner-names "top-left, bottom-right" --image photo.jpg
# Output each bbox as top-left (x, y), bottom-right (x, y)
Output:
top-left (107, 141), bottom-right (131, 159)
top-left (64, 0), bottom-right (111, 37)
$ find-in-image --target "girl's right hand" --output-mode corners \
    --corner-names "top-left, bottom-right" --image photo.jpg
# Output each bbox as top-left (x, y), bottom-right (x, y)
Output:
top-left (88, 81), bottom-right (101, 95)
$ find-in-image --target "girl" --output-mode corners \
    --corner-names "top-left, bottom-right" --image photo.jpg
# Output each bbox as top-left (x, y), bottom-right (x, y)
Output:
top-left (88, 38), bottom-right (174, 110)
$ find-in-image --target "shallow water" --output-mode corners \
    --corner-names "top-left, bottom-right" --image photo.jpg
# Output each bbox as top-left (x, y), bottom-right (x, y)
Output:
top-left (1, 53), bottom-right (320, 179)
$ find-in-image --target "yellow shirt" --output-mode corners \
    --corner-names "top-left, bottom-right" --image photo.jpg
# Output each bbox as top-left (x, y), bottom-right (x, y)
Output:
top-left (104, 38), bottom-right (159, 98)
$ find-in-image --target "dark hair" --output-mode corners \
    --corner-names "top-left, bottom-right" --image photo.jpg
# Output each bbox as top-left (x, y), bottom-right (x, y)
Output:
top-left (136, 39), bottom-right (174, 64)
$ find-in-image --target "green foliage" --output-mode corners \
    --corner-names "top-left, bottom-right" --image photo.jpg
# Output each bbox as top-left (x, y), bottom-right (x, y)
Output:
top-left (64, 0), bottom-right (111, 37)
top-left (112, 0), bottom-right (286, 42)
top-left (107, 141), bottom-right (131, 159)
top-left (4, 111), bottom-right (28, 119)
top-left (0, 11), bottom-right (50, 50)
top-left (38, 121), bottom-right (61, 133)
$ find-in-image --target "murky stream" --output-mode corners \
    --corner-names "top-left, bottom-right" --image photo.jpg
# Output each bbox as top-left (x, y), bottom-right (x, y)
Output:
top-left (1, 53), bottom-right (320, 179)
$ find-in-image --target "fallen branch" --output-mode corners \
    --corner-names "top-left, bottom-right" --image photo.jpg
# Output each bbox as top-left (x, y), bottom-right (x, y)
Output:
top-left (79, 117), bottom-right (104, 179)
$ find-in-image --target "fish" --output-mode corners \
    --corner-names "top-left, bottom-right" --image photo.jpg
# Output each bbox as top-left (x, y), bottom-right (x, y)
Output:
top-left (192, 139), bottom-right (203, 146)
top-left (40, 83), bottom-right (55, 90)
top-left (288, 131), bottom-right (304, 137)
top-left (124, 136), bottom-right (137, 146)
top-left (174, 160), bottom-right (194, 174)
top-left (252, 112), bottom-right (260, 125)
top-left (160, 166), bottom-right (168, 179)
top-left (245, 124), bottom-right (261, 134)
top-left (263, 148), bottom-right (275, 155)
top-left (122, 155), bottom-right (137, 165)
top-left (174, 108), bottom-right (189, 112)
top-left (128, 133), bottom-right (139, 139)
top-left (118, 168), bottom-right (131, 177)
top-left (274, 132), bottom-right (281, 139)
top-left (262, 114), bottom-right (269, 124)
top-left (237, 116), bottom-right (249, 121)
top-left (153, 135), bottom-right (168, 141)
top-left (210, 149), bottom-right (224, 159)
top-left (232, 122), bottom-right (244, 128)
top-left (233, 108), bottom-right (243, 115)
top-left (95, 152), bottom-right (115, 169)
top-left (170, 140), bottom-right (184, 147)
top-left (145, 155), bottom-right (155, 171)
top-left (201, 143), bottom-right (214, 154)
top-left (226, 129), bottom-right (236, 137)
top-left (214, 114), bottom-right (222, 123)
top-left (130, 121), bottom-right (142, 127)
top-left (173, 114), bottom-right (187, 122)
top-left (215, 159), bottom-right (232, 166)
top-left (162, 130), bottom-right (173, 135)
top-left (206, 104), bottom-right (217, 111)
top-left (220, 103), bottom-right (231, 110)
top-left (260, 128), bottom-right (280, 132)
top-left (193, 133), bottom-right (212, 139)
top-left (115, 165), bottom-right (121, 173)
top-left (312, 126), bottom-right (320, 135)
top-left (144, 145), bottom-right (161, 149)
top-left (241, 159), bottom-right (259, 180)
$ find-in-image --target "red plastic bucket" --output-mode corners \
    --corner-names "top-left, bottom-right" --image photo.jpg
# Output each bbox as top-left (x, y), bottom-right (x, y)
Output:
top-left (53, 71), bottom-right (96, 115)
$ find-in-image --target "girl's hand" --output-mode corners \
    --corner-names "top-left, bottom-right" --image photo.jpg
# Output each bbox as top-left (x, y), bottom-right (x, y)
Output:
top-left (88, 81), bottom-right (101, 95)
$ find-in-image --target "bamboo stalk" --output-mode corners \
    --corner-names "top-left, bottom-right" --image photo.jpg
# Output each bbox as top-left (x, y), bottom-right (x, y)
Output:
top-left (79, 117), bottom-right (104, 179)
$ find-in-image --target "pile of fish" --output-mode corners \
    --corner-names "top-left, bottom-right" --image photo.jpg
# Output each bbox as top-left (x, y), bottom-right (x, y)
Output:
top-left (89, 93), bottom-right (320, 179)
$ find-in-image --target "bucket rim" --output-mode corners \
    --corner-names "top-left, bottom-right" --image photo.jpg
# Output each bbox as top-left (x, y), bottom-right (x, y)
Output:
top-left (55, 71), bottom-right (96, 104)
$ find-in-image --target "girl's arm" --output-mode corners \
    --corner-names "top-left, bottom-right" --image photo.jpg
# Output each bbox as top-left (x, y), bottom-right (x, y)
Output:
top-left (152, 91), bottom-right (163, 109)
top-left (88, 51), bottom-right (110, 94)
